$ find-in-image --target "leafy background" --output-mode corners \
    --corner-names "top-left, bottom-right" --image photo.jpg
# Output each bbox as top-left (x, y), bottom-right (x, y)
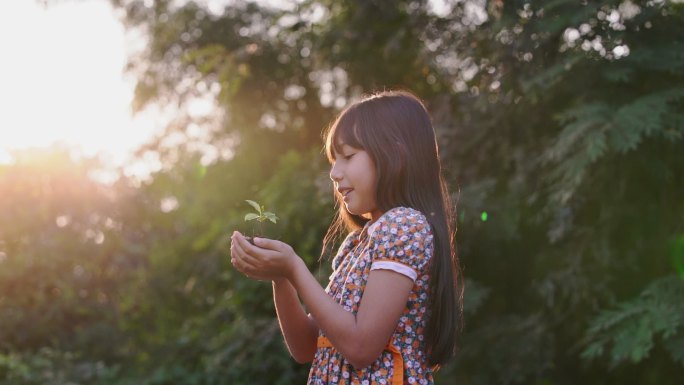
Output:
top-left (1, 0), bottom-right (683, 384)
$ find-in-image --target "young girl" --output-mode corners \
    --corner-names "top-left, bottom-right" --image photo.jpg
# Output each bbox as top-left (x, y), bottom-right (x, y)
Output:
top-left (230, 90), bottom-right (462, 384)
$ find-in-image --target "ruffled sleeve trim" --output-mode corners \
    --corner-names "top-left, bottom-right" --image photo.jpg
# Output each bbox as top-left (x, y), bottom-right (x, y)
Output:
top-left (370, 259), bottom-right (418, 281)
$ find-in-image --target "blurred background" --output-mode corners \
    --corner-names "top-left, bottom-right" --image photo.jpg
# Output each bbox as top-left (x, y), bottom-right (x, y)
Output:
top-left (0, 0), bottom-right (683, 384)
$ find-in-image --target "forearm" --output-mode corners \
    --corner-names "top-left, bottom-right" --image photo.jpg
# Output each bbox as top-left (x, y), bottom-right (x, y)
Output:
top-left (288, 259), bottom-right (370, 365)
top-left (230, 232), bottom-right (410, 368)
top-left (272, 278), bottom-right (319, 363)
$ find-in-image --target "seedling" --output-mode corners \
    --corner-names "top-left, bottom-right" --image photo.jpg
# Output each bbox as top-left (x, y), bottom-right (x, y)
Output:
top-left (243, 200), bottom-right (278, 244)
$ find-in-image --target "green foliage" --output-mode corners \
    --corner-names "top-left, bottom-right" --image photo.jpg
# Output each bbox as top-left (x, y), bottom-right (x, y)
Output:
top-left (9, 0), bottom-right (684, 384)
top-left (441, 314), bottom-right (554, 385)
top-left (429, 0), bottom-right (684, 383)
top-left (0, 348), bottom-right (120, 385)
top-left (461, 278), bottom-right (491, 317)
top-left (582, 275), bottom-right (684, 366)
top-left (546, 87), bottom-right (684, 203)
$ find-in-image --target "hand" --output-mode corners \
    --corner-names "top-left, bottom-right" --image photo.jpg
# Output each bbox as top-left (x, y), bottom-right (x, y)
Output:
top-left (230, 231), bottom-right (300, 281)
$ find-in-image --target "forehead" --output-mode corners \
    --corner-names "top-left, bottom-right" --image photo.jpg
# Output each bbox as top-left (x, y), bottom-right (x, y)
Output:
top-left (325, 116), bottom-right (364, 161)
top-left (332, 141), bottom-right (355, 154)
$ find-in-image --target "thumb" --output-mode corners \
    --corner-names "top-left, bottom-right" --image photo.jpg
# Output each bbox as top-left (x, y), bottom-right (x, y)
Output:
top-left (253, 237), bottom-right (278, 249)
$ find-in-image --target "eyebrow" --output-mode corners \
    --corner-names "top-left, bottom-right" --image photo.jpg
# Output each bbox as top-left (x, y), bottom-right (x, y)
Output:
top-left (340, 145), bottom-right (357, 155)
top-left (332, 142), bottom-right (346, 155)
top-left (330, 140), bottom-right (360, 161)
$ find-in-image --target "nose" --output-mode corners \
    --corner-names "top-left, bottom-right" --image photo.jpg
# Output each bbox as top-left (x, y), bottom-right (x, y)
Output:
top-left (329, 162), bottom-right (342, 182)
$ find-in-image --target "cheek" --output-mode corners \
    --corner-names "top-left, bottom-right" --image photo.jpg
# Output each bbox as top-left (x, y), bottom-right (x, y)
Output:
top-left (368, 171), bottom-right (378, 191)
top-left (364, 165), bottom-right (379, 196)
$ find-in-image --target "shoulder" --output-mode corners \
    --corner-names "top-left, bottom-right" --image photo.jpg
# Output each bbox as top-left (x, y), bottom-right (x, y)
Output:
top-left (385, 207), bottom-right (429, 224)
top-left (367, 207), bottom-right (433, 248)
top-left (369, 207), bottom-right (431, 236)
top-left (368, 207), bottom-right (434, 272)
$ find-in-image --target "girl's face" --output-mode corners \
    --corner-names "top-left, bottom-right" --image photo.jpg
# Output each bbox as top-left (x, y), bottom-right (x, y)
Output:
top-left (330, 143), bottom-right (382, 221)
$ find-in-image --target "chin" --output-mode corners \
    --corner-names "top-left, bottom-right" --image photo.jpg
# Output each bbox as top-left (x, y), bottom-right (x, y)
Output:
top-left (344, 204), bottom-right (361, 217)
top-left (345, 206), bottom-right (371, 219)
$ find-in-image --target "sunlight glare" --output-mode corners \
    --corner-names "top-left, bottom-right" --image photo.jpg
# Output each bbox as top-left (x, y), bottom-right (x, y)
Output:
top-left (0, 0), bottom-right (163, 172)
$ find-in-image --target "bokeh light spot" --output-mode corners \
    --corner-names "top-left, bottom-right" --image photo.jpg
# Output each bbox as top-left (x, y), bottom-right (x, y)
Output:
top-left (481, 211), bottom-right (488, 222)
top-left (672, 235), bottom-right (684, 279)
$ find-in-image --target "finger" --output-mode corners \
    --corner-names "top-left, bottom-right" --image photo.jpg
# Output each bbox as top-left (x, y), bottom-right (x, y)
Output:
top-left (231, 232), bottom-right (254, 260)
top-left (232, 254), bottom-right (258, 278)
top-left (230, 236), bottom-right (247, 261)
top-left (233, 257), bottom-right (269, 281)
top-left (232, 234), bottom-right (265, 269)
top-left (232, 231), bottom-right (262, 256)
top-left (230, 237), bottom-right (260, 272)
top-left (230, 243), bottom-right (246, 271)
top-left (252, 236), bottom-right (282, 251)
top-left (233, 248), bottom-right (259, 274)
top-left (233, 232), bottom-right (277, 265)
top-left (230, 238), bottom-right (240, 259)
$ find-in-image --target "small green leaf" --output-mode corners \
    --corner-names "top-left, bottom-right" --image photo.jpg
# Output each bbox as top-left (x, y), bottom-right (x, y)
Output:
top-left (244, 213), bottom-right (259, 221)
top-left (245, 200), bottom-right (261, 213)
top-left (264, 212), bottom-right (278, 223)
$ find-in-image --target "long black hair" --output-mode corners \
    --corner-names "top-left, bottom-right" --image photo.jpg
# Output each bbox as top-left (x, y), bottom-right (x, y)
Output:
top-left (321, 90), bottom-right (463, 366)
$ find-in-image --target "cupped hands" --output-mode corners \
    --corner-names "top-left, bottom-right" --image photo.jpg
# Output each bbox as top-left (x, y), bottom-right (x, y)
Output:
top-left (230, 231), bottom-right (300, 281)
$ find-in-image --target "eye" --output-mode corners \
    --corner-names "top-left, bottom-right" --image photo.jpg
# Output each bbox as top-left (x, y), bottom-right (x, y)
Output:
top-left (343, 153), bottom-right (354, 160)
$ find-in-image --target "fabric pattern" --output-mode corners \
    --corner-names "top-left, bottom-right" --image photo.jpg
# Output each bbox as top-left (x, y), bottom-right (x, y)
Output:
top-left (308, 207), bottom-right (435, 385)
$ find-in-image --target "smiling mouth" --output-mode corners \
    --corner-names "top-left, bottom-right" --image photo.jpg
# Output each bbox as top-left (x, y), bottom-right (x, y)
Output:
top-left (339, 188), bottom-right (353, 198)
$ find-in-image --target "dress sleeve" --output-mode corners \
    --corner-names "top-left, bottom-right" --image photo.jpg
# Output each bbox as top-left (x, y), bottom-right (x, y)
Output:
top-left (368, 207), bottom-right (433, 282)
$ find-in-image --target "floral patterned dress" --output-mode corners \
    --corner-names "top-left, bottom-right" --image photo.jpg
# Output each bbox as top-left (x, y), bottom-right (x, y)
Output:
top-left (307, 207), bottom-right (435, 385)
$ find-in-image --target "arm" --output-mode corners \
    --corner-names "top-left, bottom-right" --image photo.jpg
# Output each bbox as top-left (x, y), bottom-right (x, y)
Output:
top-left (230, 231), bottom-right (413, 368)
top-left (230, 233), bottom-right (318, 363)
top-left (271, 278), bottom-right (319, 363)
top-left (289, 258), bottom-right (414, 368)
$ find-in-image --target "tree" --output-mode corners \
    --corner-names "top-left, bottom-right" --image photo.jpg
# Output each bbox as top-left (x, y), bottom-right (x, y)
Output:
top-left (5, 0), bottom-right (683, 383)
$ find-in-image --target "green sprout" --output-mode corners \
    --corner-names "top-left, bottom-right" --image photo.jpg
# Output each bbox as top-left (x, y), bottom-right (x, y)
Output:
top-left (244, 200), bottom-right (278, 242)
top-left (244, 200), bottom-right (279, 224)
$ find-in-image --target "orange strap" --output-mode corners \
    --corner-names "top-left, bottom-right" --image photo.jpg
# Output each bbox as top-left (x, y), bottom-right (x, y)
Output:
top-left (317, 335), bottom-right (404, 385)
